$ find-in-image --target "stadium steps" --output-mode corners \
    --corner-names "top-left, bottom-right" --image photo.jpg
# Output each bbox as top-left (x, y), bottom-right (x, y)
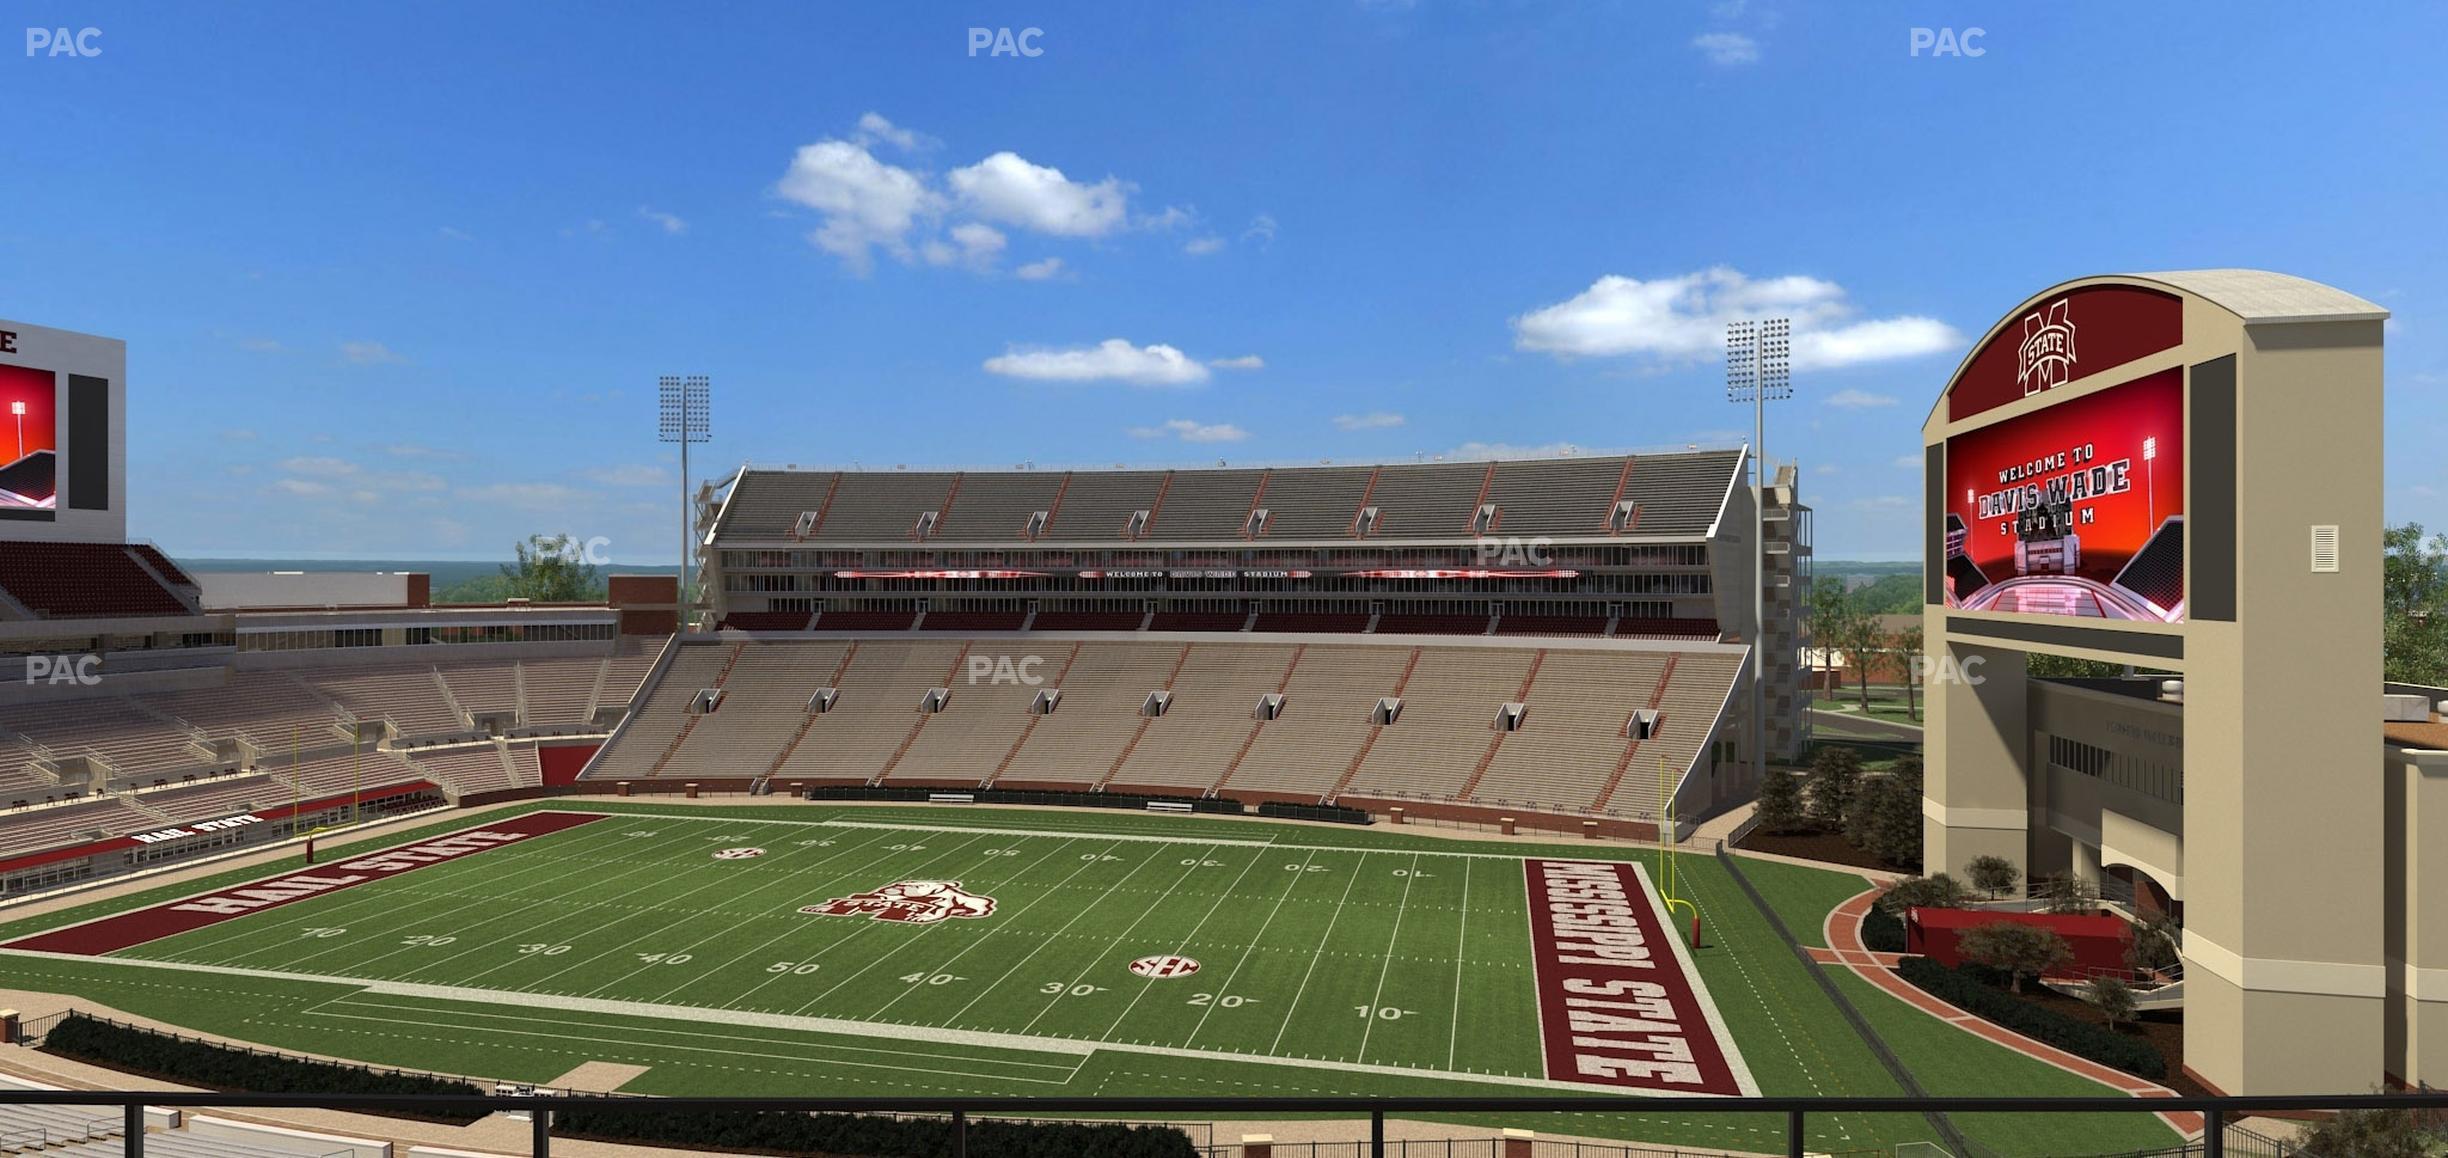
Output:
top-left (1347, 465), bottom-right (1382, 536)
top-left (1239, 469), bottom-right (1271, 538)
top-left (983, 641), bottom-right (1081, 786)
top-left (1588, 653), bottom-right (1678, 813)
top-left (808, 472), bottom-right (843, 535)
top-left (870, 642), bottom-right (975, 784)
top-left (759, 641), bottom-right (862, 787)
top-left (1093, 643), bottom-right (1194, 790)
top-left (1207, 644), bottom-right (1305, 797)
top-left (1038, 471), bottom-right (1072, 538)
top-left (1321, 646), bottom-right (1421, 803)
top-left (1603, 456), bottom-right (1637, 532)
top-left (645, 642), bottom-right (746, 778)
top-left (1468, 462), bottom-right (1497, 535)
top-left (430, 668), bottom-right (474, 731)
top-left (1452, 648), bottom-right (1546, 802)
top-left (1142, 470), bottom-right (1174, 537)
top-left (933, 471), bottom-right (965, 537)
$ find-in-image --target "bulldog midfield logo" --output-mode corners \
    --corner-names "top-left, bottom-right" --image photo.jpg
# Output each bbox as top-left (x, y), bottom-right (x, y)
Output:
top-left (2018, 298), bottom-right (2078, 396)
top-left (800, 880), bottom-right (996, 924)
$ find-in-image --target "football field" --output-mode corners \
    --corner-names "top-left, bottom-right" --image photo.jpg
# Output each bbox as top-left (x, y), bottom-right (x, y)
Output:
top-left (0, 802), bottom-right (2188, 1156)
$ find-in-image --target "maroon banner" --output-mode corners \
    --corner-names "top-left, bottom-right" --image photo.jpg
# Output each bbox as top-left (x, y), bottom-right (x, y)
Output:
top-left (1948, 284), bottom-right (2182, 422)
top-left (3, 810), bottom-right (607, 956)
top-left (0, 779), bottom-right (442, 878)
top-left (1522, 859), bottom-right (1749, 1095)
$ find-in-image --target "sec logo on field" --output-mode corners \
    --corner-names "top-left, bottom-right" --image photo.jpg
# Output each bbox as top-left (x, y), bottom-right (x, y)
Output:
top-left (713, 847), bottom-right (766, 860)
top-left (1127, 954), bottom-right (1201, 979)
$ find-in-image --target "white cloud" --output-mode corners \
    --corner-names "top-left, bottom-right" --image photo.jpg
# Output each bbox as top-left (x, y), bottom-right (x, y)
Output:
top-left (272, 478), bottom-right (334, 498)
top-left (1184, 236), bottom-right (1227, 256)
top-left (1129, 419), bottom-right (1249, 443)
top-left (776, 138), bottom-right (943, 272)
top-left (1014, 257), bottom-right (1067, 281)
top-left (922, 222), bottom-right (1008, 270)
top-left (1208, 354), bottom-right (1265, 371)
top-left (1334, 411), bottom-right (1407, 431)
top-left (1825, 389), bottom-right (1899, 409)
top-left (437, 226), bottom-right (473, 241)
top-left (280, 456), bottom-right (359, 477)
top-left (384, 443), bottom-right (469, 461)
top-left (339, 341), bottom-right (404, 365)
top-left (984, 340), bottom-right (1212, 386)
top-left (1893, 454), bottom-right (1923, 469)
top-left (947, 152), bottom-right (1131, 238)
top-left (1138, 205), bottom-right (1196, 232)
top-left (578, 464), bottom-right (673, 487)
top-left (1509, 267), bottom-right (1960, 371)
top-left (1242, 214), bottom-right (1278, 247)
top-left (1692, 32), bottom-right (1760, 66)
top-left (457, 482), bottom-right (589, 511)
top-left (854, 111), bottom-right (930, 152)
top-left (637, 206), bottom-right (688, 235)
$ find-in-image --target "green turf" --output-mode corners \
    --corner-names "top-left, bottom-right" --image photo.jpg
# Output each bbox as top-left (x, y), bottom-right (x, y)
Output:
top-left (0, 801), bottom-right (2177, 1153)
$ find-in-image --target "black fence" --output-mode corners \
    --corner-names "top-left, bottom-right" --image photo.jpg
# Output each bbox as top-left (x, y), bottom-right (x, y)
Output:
top-left (804, 785), bottom-right (1248, 814)
top-left (3, 1090), bottom-right (2444, 1158)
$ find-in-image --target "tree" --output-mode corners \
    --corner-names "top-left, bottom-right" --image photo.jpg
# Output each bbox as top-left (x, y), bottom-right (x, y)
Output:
top-left (2124, 915), bottom-right (2181, 977)
top-left (1877, 873), bottom-right (1971, 918)
top-left (1805, 745), bottom-right (1863, 827)
top-left (2039, 874), bottom-right (2101, 915)
top-left (1956, 921), bottom-right (2075, 993)
top-left (1833, 610), bottom-right (1886, 713)
top-left (1966, 855), bottom-right (2021, 900)
top-left (2297, 1093), bottom-right (2447, 1157)
top-left (1754, 768), bottom-right (1806, 835)
top-left (1808, 577), bottom-right (1855, 695)
top-left (2026, 652), bottom-right (2129, 680)
top-left (1865, 756), bottom-right (1927, 868)
top-left (2384, 522), bottom-right (2448, 686)
top-left (1898, 623), bottom-right (1925, 721)
top-left (501, 534), bottom-right (606, 603)
top-left (2087, 976), bottom-right (2139, 1033)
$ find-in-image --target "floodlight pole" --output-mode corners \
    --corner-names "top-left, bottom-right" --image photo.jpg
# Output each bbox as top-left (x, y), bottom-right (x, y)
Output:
top-left (1727, 319), bottom-right (1791, 813)
top-left (659, 376), bottom-right (711, 623)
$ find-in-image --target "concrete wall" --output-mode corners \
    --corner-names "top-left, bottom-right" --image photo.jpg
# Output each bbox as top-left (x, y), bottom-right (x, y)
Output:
top-left (199, 571), bottom-right (419, 610)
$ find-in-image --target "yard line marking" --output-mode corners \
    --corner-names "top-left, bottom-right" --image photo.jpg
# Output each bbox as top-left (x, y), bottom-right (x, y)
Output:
top-left (861, 839), bottom-right (1119, 1021)
top-left (109, 814), bottom-right (645, 962)
top-left (517, 823), bottom-right (899, 993)
top-left (1355, 852), bottom-right (1421, 1063)
top-left (785, 837), bottom-right (1085, 1016)
top-left (1448, 857), bottom-right (1470, 1070)
top-left (1267, 849), bottom-right (1370, 1055)
top-left (327, 996), bottom-right (1081, 1069)
top-left (1183, 848), bottom-right (1315, 1049)
top-left (939, 844), bottom-right (1183, 1028)
top-left (1096, 842), bottom-right (1272, 1042)
top-left (328, 822), bottom-right (811, 981)
top-left (570, 825), bottom-right (905, 999)
top-left (0, 946), bottom-right (1720, 1096)
top-left (1018, 843), bottom-right (1219, 1037)
top-left (713, 831), bottom-right (1004, 1009)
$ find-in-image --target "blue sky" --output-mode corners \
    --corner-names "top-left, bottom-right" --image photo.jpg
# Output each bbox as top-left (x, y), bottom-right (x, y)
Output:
top-left (3, 1), bottom-right (2442, 562)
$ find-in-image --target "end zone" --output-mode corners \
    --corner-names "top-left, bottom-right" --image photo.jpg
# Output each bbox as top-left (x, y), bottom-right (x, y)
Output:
top-left (1, 811), bottom-right (609, 957)
top-left (1523, 857), bottom-right (1756, 1096)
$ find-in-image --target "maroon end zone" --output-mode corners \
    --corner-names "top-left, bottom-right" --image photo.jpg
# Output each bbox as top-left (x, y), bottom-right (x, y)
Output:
top-left (2, 811), bottom-right (608, 956)
top-left (1523, 858), bottom-right (1752, 1096)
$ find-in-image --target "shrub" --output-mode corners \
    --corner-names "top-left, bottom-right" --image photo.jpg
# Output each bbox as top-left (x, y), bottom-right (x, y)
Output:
top-left (1860, 903), bottom-right (1907, 953)
top-left (2087, 976), bottom-right (2139, 1032)
top-left (555, 1101), bottom-right (1200, 1158)
top-left (2038, 874), bottom-right (2101, 914)
top-left (1895, 957), bottom-right (2165, 1079)
top-left (41, 1015), bottom-right (488, 1124)
top-left (1754, 767), bottom-right (1807, 834)
top-left (1806, 746), bottom-right (1863, 826)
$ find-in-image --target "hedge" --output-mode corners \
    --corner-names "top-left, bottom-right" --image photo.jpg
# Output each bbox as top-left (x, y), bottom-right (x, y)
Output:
top-left (1893, 957), bottom-right (2166, 1079)
top-left (1860, 904), bottom-right (1906, 954)
top-left (554, 1101), bottom-right (1200, 1158)
top-left (40, 1014), bottom-right (490, 1124)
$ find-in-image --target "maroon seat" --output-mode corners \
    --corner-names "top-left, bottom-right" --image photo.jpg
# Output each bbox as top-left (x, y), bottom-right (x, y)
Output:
top-left (1029, 611), bottom-right (1144, 631)
top-left (1493, 615), bottom-right (1608, 637)
top-left (0, 542), bottom-right (192, 618)
top-left (1251, 612), bottom-right (1371, 633)
top-left (1146, 612), bottom-right (1247, 632)
top-left (720, 611), bottom-right (813, 631)
top-left (917, 611), bottom-right (1027, 631)
top-left (811, 609), bottom-right (917, 631)
top-left (1371, 613), bottom-right (1490, 635)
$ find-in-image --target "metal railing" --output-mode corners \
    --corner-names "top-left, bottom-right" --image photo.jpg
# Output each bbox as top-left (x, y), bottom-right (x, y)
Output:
top-left (3, 1090), bottom-right (2445, 1158)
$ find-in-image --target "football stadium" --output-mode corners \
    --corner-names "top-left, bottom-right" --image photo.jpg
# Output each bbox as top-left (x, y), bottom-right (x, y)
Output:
top-left (7, 7), bottom-right (2448, 1157)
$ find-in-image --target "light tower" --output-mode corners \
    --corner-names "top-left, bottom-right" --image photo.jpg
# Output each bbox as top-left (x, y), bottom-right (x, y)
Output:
top-left (2143, 435), bottom-right (2158, 526)
top-left (658, 375), bottom-right (711, 619)
top-left (1725, 318), bottom-right (1791, 803)
top-left (9, 399), bottom-right (22, 462)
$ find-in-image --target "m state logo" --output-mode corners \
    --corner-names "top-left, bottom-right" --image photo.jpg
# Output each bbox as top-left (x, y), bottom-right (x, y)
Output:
top-left (800, 880), bottom-right (996, 924)
top-left (2018, 298), bottom-right (2078, 396)
top-left (713, 847), bottom-right (766, 860)
top-left (1127, 954), bottom-right (1201, 979)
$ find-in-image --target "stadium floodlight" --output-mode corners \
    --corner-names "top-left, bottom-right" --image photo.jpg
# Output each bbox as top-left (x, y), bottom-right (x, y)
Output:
top-left (9, 399), bottom-right (23, 462)
top-left (1725, 318), bottom-right (1791, 808)
top-left (658, 375), bottom-right (712, 613)
top-left (2143, 436), bottom-right (2158, 526)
